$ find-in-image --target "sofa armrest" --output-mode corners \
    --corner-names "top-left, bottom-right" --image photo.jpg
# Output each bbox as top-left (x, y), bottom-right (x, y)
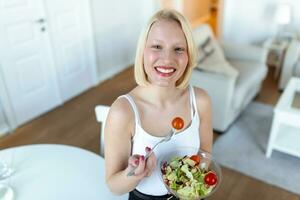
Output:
top-left (190, 69), bottom-right (236, 131)
top-left (221, 41), bottom-right (267, 64)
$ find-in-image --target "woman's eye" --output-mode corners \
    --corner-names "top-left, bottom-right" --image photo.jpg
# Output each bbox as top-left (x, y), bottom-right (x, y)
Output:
top-left (175, 47), bottom-right (185, 53)
top-left (152, 45), bottom-right (161, 49)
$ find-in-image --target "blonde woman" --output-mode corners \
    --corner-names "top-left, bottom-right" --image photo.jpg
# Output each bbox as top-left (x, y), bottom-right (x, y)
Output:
top-left (104, 9), bottom-right (213, 200)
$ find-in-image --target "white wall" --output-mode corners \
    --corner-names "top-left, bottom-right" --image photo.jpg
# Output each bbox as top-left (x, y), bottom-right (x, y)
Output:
top-left (90, 0), bottom-right (159, 82)
top-left (222, 0), bottom-right (300, 44)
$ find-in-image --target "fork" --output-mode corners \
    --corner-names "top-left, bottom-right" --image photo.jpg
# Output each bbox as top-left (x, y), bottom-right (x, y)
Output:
top-left (127, 128), bottom-right (177, 177)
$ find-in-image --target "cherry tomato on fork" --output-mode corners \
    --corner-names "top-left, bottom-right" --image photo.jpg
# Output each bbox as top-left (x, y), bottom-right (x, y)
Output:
top-left (172, 117), bottom-right (184, 130)
top-left (204, 171), bottom-right (218, 186)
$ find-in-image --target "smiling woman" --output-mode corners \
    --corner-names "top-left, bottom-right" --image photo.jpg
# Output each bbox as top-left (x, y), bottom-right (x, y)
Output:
top-left (134, 10), bottom-right (197, 89)
top-left (104, 9), bottom-right (214, 200)
top-left (143, 19), bottom-right (189, 87)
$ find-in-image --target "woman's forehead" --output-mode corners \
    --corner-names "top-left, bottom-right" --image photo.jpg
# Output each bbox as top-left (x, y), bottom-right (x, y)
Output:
top-left (147, 19), bottom-right (187, 44)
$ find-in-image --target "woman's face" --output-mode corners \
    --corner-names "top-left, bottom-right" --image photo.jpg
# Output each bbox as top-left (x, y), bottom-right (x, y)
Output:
top-left (143, 19), bottom-right (188, 87)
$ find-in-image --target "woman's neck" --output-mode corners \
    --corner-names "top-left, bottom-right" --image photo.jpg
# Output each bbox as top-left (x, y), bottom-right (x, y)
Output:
top-left (139, 85), bottom-right (186, 108)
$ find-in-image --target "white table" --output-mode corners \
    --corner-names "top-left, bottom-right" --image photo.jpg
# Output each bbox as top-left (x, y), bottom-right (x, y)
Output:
top-left (0, 144), bottom-right (128, 200)
top-left (266, 77), bottom-right (300, 158)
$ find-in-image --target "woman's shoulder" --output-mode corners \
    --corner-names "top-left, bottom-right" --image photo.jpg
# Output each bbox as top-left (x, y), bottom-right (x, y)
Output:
top-left (108, 95), bottom-right (134, 125)
top-left (192, 86), bottom-right (210, 100)
top-left (191, 86), bottom-right (212, 108)
top-left (110, 86), bottom-right (139, 115)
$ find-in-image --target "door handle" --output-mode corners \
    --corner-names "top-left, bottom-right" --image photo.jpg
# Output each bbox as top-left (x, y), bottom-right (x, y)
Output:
top-left (35, 18), bottom-right (46, 24)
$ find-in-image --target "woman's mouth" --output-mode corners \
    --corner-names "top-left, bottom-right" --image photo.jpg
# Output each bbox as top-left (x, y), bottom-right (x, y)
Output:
top-left (154, 66), bottom-right (176, 77)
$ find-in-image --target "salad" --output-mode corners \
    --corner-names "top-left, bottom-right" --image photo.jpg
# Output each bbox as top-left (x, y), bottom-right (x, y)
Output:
top-left (161, 155), bottom-right (218, 199)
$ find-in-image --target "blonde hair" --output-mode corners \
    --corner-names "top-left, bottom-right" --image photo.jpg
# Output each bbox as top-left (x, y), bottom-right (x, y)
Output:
top-left (134, 9), bottom-right (197, 89)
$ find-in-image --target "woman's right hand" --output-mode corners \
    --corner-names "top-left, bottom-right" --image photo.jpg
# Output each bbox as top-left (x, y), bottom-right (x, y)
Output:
top-left (126, 147), bottom-right (157, 179)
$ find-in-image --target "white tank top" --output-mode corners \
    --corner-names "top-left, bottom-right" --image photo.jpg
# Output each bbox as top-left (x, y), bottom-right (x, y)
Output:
top-left (119, 85), bottom-right (200, 195)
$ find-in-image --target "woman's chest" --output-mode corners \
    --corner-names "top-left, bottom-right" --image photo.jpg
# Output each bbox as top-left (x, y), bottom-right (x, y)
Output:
top-left (139, 106), bottom-right (192, 137)
top-left (132, 127), bottom-right (200, 157)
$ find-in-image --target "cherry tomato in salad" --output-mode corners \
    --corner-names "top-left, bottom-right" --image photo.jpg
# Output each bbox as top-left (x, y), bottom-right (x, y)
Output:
top-left (172, 117), bottom-right (184, 130)
top-left (190, 155), bottom-right (201, 165)
top-left (204, 172), bottom-right (218, 186)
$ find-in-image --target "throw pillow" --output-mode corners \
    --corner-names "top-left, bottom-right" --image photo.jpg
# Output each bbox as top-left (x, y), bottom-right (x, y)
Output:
top-left (198, 37), bottom-right (215, 63)
top-left (193, 24), bottom-right (239, 78)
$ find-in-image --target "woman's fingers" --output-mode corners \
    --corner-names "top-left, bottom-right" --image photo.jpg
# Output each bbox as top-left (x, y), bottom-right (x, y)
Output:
top-left (127, 147), bottom-right (157, 177)
top-left (145, 147), bottom-right (157, 176)
top-left (134, 155), bottom-right (146, 176)
top-left (127, 154), bottom-right (146, 178)
top-left (128, 154), bottom-right (140, 167)
top-left (146, 147), bottom-right (157, 168)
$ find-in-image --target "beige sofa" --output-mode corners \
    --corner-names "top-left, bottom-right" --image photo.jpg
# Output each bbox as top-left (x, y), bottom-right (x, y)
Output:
top-left (190, 24), bottom-right (268, 132)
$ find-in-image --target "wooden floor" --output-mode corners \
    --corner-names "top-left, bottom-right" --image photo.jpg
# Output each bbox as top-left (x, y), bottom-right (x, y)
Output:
top-left (0, 67), bottom-right (299, 200)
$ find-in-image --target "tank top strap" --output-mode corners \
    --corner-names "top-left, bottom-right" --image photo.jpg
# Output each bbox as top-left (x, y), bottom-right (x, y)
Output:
top-left (189, 85), bottom-right (199, 118)
top-left (118, 94), bottom-right (141, 125)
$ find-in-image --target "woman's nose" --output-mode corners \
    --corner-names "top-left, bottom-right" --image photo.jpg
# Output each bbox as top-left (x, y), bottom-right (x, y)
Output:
top-left (161, 49), bottom-right (173, 62)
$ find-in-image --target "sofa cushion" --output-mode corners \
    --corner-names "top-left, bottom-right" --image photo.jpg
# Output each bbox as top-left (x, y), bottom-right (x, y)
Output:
top-left (193, 24), bottom-right (238, 78)
top-left (229, 59), bottom-right (267, 109)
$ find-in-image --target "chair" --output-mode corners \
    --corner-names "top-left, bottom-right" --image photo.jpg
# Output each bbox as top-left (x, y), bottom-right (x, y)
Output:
top-left (95, 105), bottom-right (130, 199)
top-left (190, 24), bottom-right (268, 132)
top-left (279, 39), bottom-right (300, 89)
top-left (95, 105), bottom-right (110, 157)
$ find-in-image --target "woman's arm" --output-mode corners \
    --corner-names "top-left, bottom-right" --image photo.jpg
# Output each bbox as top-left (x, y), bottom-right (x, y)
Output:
top-left (104, 98), bottom-right (156, 195)
top-left (194, 87), bottom-right (213, 154)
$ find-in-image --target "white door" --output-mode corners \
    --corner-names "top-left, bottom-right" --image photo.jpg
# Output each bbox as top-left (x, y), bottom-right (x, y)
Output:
top-left (45, 0), bottom-right (97, 101)
top-left (0, 0), bottom-right (62, 126)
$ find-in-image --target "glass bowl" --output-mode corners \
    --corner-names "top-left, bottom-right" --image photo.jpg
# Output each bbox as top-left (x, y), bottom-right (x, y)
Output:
top-left (159, 147), bottom-right (222, 200)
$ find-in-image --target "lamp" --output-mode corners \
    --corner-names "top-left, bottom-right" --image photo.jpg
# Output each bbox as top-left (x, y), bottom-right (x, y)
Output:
top-left (275, 3), bottom-right (291, 25)
top-left (274, 3), bottom-right (291, 40)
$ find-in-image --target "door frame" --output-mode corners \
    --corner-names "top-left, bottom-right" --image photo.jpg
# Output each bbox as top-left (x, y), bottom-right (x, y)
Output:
top-left (0, 66), bottom-right (17, 134)
top-left (84, 0), bottom-right (98, 86)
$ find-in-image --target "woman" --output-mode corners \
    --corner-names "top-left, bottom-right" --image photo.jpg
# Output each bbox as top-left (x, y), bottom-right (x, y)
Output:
top-left (104, 9), bottom-right (213, 200)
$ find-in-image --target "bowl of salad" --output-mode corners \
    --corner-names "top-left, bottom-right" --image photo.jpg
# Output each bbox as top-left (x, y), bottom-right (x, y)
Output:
top-left (160, 147), bottom-right (222, 200)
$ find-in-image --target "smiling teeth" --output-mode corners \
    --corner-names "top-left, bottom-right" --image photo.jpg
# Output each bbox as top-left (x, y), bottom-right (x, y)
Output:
top-left (156, 67), bottom-right (175, 73)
